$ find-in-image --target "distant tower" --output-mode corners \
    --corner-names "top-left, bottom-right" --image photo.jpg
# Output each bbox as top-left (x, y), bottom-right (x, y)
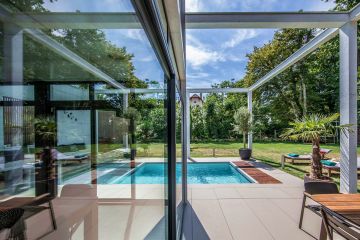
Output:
top-left (189, 94), bottom-right (203, 107)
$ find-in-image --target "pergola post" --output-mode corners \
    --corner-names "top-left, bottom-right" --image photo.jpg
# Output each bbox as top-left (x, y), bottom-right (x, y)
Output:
top-left (123, 93), bottom-right (129, 149)
top-left (339, 21), bottom-right (358, 193)
top-left (3, 23), bottom-right (24, 194)
top-left (185, 91), bottom-right (190, 158)
top-left (4, 23), bottom-right (23, 82)
top-left (247, 91), bottom-right (253, 150)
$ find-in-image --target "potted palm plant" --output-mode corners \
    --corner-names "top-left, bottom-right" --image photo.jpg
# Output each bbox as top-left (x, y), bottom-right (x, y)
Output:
top-left (233, 107), bottom-right (253, 160)
top-left (280, 113), bottom-right (349, 182)
top-left (34, 116), bottom-right (57, 197)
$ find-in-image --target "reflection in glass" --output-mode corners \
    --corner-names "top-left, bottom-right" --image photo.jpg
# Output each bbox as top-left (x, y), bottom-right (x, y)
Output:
top-left (0, 1), bottom-right (169, 239)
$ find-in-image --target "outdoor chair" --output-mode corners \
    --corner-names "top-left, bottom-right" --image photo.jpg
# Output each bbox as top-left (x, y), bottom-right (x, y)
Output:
top-left (60, 184), bottom-right (97, 198)
top-left (299, 181), bottom-right (339, 237)
top-left (321, 206), bottom-right (360, 240)
top-left (60, 184), bottom-right (97, 237)
top-left (0, 193), bottom-right (56, 239)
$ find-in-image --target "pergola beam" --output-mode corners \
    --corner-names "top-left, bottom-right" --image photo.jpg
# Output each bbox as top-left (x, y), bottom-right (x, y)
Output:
top-left (11, 12), bottom-right (141, 29)
top-left (249, 28), bottom-right (339, 91)
top-left (186, 12), bottom-right (350, 29)
top-left (95, 88), bottom-right (165, 94)
top-left (349, 3), bottom-right (360, 22)
top-left (187, 88), bottom-right (248, 93)
top-left (1, 3), bottom-right (356, 30)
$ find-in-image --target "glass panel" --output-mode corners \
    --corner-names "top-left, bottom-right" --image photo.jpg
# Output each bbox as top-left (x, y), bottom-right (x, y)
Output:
top-left (51, 85), bottom-right (89, 101)
top-left (0, 1), bottom-right (168, 239)
top-left (57, 110), bottom-right (92, 185)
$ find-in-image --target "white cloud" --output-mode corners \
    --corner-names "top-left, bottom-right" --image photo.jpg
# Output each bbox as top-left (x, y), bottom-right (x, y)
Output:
top-left (186, 45), bottom-right (224, 68)
top-left (186, 33), bottom-right (225, 68)
top-left (222, 29), bottom-right (258, 48)
top-left (185, 0), bottom-right (203, 12)
top-left (122, 29), bottom-right (147, 42)
top-left (226, 54), bottom-right (246, 62)
top-left (139, 55), bottom-right (154, 62)
top-left (186, 72), bottom-right (210, 79)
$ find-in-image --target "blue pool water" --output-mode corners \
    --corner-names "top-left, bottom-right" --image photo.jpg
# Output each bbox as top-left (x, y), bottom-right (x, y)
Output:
top-left (97, 163), bottom-right (252, 184)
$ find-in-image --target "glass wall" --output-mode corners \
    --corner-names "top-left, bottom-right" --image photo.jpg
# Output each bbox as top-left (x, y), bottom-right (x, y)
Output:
top-left (0, 1), bottom-right (179, 239)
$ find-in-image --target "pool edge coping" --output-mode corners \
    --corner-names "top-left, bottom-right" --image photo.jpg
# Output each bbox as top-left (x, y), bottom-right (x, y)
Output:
top-left (229, 162), bottom-right (258, 183)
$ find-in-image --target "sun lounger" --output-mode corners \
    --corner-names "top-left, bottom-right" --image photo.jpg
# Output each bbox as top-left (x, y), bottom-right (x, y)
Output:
top-left (281, 154), bottom-right (312, 168)
top-left (322, 157), bottom-right (360, 177)
top-left (51, 149), bottom-right (89, 164)
top-left (281, 149), bottom-right (332, 168)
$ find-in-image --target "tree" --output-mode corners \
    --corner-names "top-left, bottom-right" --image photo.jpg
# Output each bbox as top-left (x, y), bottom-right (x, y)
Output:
top-left (323, 0), bottom-right (360, 10)
top-left (280, 113), bottom-right (344, 179)
top-left (190, 106), bottom-right (206, 140)
top-left (233, 107), bottom-right (252, 149)
top-left (138, 108), bottom-right (166, 141)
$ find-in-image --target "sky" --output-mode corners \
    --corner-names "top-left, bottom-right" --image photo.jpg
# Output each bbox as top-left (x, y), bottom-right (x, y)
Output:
top-left (42, 0), bottom-right (336, 88)
top-left (185, 0), bottom-right (336, 88)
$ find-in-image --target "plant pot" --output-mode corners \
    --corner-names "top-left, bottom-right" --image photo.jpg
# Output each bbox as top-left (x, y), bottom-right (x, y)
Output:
top-left (304, 174), bottom-right (332, 183)
top-left (130, 160), bottom-right (136, 168)
top-left (239, 148), bottom-right (252, 160)
top-left (130, 149), bottom-right (136, 161)
top-left (35, 148), bottom-right (57, 197)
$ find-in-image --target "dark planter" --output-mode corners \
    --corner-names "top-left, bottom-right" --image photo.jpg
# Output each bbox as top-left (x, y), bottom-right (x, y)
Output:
top-left (239, 148), bottom-right (252, 160)
top-left (130, 149), bottom-right (137, 161)
top-left (35, 148), bottom-right (57, 197)
top-left (304, 174), bottom-right (332, 183)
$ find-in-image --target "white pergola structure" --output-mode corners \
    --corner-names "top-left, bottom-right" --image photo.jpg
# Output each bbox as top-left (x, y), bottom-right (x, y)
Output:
top-left (185, 5), bottom-right (360, 193)
top-left (2, 2), bottom-right (360, 193)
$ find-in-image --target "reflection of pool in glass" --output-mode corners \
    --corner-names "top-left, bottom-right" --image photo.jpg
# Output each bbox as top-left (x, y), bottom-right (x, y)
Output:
top-left (97, 162), bottom-right (253, 184)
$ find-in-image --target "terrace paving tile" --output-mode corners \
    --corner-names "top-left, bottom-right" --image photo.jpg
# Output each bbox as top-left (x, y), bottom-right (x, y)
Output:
top-left (188, 157), bottom-right (324, 240)
top-left (236, 187), bottom-right (291, 199)
top-left (214, 187), bottom-right (242, 199)
top-left (191, 199), bottom-right (233, 240)
top-left (243, 198), bottom-right (313, 240)
top-left (191, 188), bottom-right (217, 200)
top-left (219, 199), bottom-right (273, 240)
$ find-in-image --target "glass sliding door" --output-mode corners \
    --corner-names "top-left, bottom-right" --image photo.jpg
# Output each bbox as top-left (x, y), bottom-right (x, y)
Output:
top-left (0, 1), bottom-right (174, 239)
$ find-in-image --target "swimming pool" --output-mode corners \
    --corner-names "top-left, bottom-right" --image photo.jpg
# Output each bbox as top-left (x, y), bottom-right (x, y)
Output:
top-left (97, 162), bottom-right (253, 184)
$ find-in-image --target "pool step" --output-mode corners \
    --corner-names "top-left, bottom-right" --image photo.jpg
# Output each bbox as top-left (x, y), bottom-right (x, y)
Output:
top-left (232, 161), bottom-right (281, 184)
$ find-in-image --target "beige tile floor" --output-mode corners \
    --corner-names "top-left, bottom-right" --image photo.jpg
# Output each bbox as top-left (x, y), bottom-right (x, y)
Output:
top-left (187, 158), bottom-right (327, 240)
top-left (3, 157), bottom-right (345, 240)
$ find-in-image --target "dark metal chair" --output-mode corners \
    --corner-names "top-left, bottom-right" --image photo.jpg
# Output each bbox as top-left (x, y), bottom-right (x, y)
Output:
top-left (299, 181), bottom-right (339, 237)
top-left (321, 206), bottom-right (360, 240)
top-left (0, 193), bottom-right (57, 239)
